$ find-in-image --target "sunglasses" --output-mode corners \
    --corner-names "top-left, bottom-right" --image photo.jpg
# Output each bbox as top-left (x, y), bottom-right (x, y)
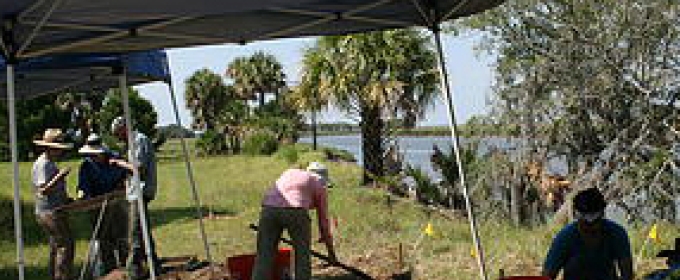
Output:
top-left (574, 210), bottom-right (604, 223)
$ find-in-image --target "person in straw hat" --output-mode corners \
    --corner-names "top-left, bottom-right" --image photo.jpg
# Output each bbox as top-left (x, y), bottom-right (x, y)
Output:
top-left (252, 162), bottom-right (337, 280)
top-left (31, 128), bottom-right (75, 280)
top-left (77, 133), bottom-right (134, 277)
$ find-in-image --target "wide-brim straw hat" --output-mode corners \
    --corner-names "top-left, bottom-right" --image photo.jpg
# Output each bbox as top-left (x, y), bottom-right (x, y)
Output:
top-left (33, 129), bottom-right (73, 149)
top-left (307, 161), bottom-right (332, 187)
top-left (78, 144), bottom-right (107, 155)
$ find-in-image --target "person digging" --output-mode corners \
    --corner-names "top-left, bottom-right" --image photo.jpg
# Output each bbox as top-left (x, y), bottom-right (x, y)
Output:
top-left (252, 162), bottom-right (338, 280)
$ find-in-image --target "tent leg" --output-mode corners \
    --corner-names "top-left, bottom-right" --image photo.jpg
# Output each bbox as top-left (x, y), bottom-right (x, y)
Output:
top-left (432, 27), bottom-right (488, 280)
top-left (166, 81), bottom-right (214, 264)
top-left (120, 73), bottom-right (157, 280)
top-left (8, 64), bottom-right (25, 280)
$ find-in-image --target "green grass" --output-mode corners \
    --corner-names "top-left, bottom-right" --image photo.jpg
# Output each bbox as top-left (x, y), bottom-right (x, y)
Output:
top-left (0, 145), bottom-right (678, 279)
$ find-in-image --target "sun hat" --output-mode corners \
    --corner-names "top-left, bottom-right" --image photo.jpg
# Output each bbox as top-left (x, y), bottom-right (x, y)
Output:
top-left (78, 134), bottom-right (107, 155)
top-left (573, 188), bottom-right (607, 222)
top-left (33, 128), bottom-right (73, 149)
top-left (307, 161), bottom-right (332, 187)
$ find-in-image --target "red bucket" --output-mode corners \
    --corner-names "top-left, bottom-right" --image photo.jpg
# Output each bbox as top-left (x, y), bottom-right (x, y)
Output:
top-left (228, 248), bottom-right (292, 280)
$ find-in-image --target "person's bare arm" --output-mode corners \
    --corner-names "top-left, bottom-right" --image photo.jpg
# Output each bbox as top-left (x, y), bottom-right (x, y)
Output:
top-left (38, 167), bottom-right (71, 195)
top-left (618, 257), bottom-right (633, 280)
top-left (109, 158), bottom-right (135, 172)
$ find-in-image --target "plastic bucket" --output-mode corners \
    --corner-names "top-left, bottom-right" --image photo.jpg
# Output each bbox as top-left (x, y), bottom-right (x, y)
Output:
top-left (501, 277), bottom-right (550, 280)
top-left (228, 248), bottom-right (292, 280)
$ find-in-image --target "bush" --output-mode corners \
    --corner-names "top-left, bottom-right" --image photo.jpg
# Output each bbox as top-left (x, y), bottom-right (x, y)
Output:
top-left (195, 130), bottom-right (225, 155)
top-left (243, 132), bottom-right (279, 155)
top-left (274, 145), bottom-right (299, 164)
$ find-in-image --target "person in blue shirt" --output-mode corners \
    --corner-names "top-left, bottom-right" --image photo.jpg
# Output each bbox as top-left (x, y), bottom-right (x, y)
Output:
top-left (542, 187), bottom-right (633, 280)
top-left (645, 238), bottom-right (680, 280)
top-left (77, 134), bottom-right (133, 277)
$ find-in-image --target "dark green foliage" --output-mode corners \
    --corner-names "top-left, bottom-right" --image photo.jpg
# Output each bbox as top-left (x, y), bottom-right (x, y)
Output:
top-left (404, 165), bottom-right (441, 205)
top-left (0, 95), bottom-right (71, 160)
top-left (98, 88), bottom-right (158, 139)
top-left (243, 132), bottom-right (279, 155)
top-left (157, 124), bottom-right (195, 139)
top-left (195, 130), bottom-right (226, 156)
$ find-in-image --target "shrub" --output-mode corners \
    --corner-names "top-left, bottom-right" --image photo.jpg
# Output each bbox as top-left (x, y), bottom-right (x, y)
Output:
top-left (275, 145), bottom-right (299, 164)
top-left (195, 130), bottom-right (225, 155)
top-left (243, 132), bottom-right (279, 155)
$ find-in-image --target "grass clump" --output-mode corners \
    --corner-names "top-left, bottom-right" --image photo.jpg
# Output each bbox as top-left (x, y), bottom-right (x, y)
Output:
top-left (243, 132), bottom-right (279, 155)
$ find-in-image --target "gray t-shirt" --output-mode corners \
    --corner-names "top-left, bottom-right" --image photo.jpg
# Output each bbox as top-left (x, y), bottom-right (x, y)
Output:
top-left (131, 131), bottom-right (157, 200)
top-left (32, 153), bottom-right (69, 214)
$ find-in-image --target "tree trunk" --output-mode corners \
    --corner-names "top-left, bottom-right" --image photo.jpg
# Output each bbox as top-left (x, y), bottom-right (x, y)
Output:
top-left (361, 105), bottom-right (384, 185)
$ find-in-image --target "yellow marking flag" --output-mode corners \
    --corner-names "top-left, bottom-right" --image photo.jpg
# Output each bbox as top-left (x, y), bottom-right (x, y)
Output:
top-left (424, 223), bottom-right (435, 237)
top-left (648, 224), bottom-right (659, 242)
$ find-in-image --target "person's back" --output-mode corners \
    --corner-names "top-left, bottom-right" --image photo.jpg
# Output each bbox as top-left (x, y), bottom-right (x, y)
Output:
top-left (78, 157), bottom-right (126, 198)
top-left (262, 168), bottom-right (325, 209)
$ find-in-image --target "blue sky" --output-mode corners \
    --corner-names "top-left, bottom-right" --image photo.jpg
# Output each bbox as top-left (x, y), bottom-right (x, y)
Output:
top-left (135, 32), bottom-right (495, 127)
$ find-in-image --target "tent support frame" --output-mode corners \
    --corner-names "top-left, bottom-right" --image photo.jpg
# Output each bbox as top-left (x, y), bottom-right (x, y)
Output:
top-left (8, 63), bottom-right (26, 280)
top-left (120, 72), bottom-right (158, 280)
top-left (167, 80), bottom-right (215, 266)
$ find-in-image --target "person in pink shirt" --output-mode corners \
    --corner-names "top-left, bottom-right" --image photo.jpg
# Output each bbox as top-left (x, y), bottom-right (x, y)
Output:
top-left (252, 162), bottom-right (337, 280)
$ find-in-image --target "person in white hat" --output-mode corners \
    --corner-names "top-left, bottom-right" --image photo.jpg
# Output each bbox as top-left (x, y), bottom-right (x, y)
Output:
top-left (110, 116), bottom-right (161, 279)
top-left (31, 128), bottom-right (75, 280)
top-left (77, 133), bottom-right (133, 277)
top-left (252, 162), bottom-right (337, 280)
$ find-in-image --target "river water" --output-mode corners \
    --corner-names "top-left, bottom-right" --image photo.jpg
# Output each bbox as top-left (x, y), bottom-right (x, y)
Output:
top-left (298, 134), bottom-right (569, 180)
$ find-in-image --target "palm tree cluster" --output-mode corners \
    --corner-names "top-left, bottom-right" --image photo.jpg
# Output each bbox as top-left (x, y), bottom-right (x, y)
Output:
top-left (185, 52), bottom-right (291, 154)
top-left (293, 29), bottom-right (440, 184)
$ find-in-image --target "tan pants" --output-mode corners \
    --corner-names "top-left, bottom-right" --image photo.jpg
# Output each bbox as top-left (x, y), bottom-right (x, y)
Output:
top-left (252, 207), bottom-right (311, 280)
top-left (37, 212), bottom-right (74, 280)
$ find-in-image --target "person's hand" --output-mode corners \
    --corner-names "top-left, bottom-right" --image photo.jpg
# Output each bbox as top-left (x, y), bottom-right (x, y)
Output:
top-left (58, 167), bottom-right (71, 177)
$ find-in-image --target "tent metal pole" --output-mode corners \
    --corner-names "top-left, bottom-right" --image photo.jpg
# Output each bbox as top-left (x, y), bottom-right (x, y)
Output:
top-left (432, 28), bottom-right (488, 280)
top-left (120, 72), bottom-right (157, 280)
top-left (166, 80), bottom-right (214, 264)
top-left (8, 64), bottom-right (26, 280)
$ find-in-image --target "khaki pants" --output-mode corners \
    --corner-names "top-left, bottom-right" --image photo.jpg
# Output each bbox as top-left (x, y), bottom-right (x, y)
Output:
top-left (37, 212), bottom-right (74, 280)
top-left (252, 207), bottom-right (311, 280)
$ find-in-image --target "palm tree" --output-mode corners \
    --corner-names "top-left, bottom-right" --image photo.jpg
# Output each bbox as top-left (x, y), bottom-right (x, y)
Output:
top-left (185, 68), bottom-right (231, 131)
top-left (226, 51), bottom-right (286, 107)
top-left (297, 29), bottom-right (439, 184)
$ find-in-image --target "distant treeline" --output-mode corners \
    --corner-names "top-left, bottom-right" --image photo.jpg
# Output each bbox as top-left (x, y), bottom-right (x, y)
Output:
top-left (301, 122), bottom-right (519, 137)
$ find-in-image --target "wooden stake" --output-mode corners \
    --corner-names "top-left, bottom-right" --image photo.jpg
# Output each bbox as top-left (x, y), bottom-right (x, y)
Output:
top-left (398, 243), bottom-right (404, 270)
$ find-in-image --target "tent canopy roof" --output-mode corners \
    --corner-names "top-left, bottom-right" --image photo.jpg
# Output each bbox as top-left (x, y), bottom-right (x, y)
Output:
top-left (0, 50), bottom-right (169, 99)
top-left (1, 0), bottom-right (504, 60)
